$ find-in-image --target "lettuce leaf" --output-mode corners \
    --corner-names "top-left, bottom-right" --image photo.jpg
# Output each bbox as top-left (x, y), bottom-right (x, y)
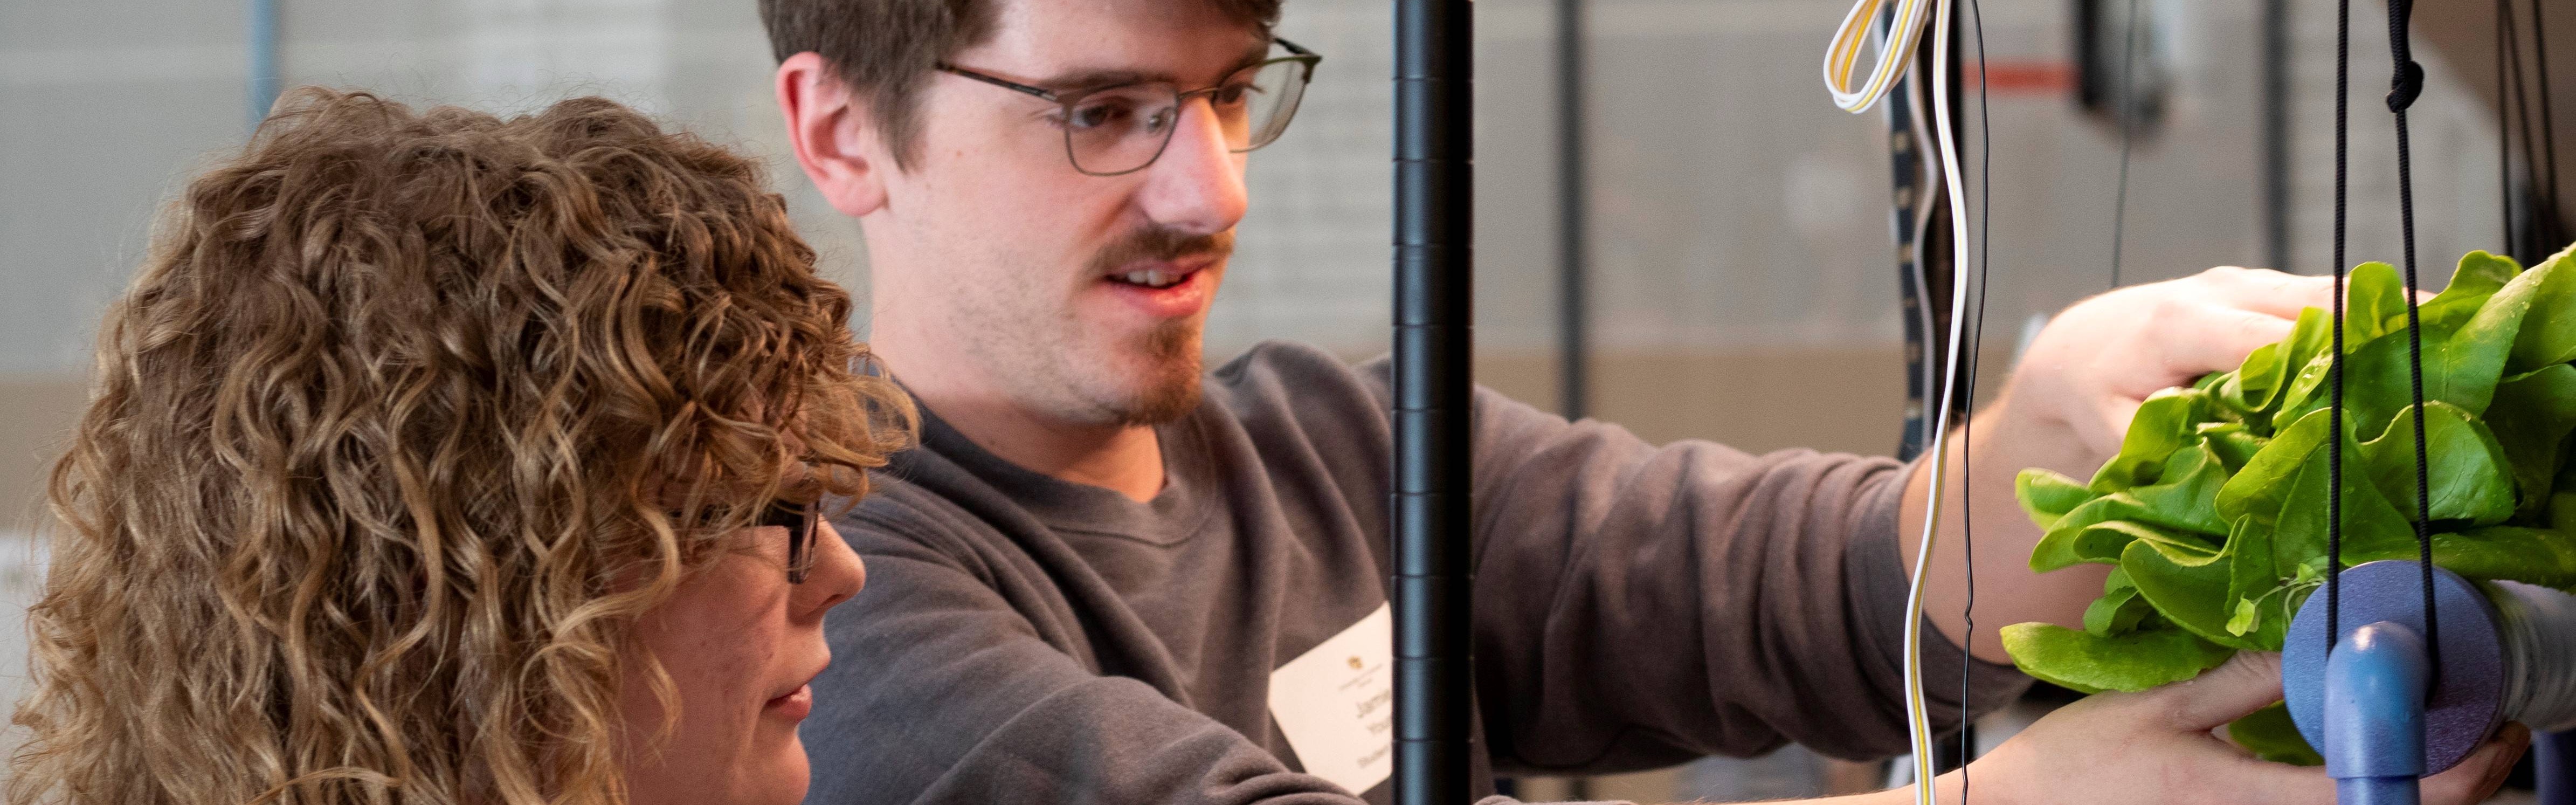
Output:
top-left (2006, 244), bottom-right (2576, 736)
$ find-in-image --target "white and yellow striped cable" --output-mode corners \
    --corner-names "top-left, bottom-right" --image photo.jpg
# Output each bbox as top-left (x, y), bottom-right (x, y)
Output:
top-left (1821, 0), bottom-right (1938, 113)
top-left (1826, 0), bottom-right (1972, 801)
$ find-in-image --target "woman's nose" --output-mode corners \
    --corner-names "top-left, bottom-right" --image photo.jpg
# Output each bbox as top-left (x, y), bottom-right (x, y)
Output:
top-left (798, 520), bottom-right (865, 615)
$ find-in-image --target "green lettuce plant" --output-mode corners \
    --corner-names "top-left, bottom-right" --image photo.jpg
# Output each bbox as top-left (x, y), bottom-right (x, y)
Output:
top-left (2002, 243), bottom-right (2576, 763)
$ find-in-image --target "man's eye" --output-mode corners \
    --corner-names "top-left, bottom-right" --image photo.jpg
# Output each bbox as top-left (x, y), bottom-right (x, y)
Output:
top-left (1065, 99), bottom-right (1135, 131)
top-left (1211, 84), bottom-right (1256, 108)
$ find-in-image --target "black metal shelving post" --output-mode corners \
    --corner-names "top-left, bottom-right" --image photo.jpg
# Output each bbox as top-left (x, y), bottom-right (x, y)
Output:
top-left (1556, 0), bottom-right (1590, 421)
top-left (1392, 0), bottom-right (1474, 801)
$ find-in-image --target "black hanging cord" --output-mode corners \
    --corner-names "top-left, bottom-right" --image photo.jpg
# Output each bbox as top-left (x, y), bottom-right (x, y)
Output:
top-left (2533, 0), bottom-right (2563, 240)
top-left (2261, 0), bottom-right (2292, 273)
top-left (2322, 0), bottom-right (2449, 671)
top-left (2326, 0), bottom-right (2349, 655)
top-left (2385, 0), bottom-right (2442, 675)
top-left (2504, 0), bottom-right (2546, 259)
top-left (2109, 0), bottom-right (2143, 289)
top-left (1959, 0), bottom-right (1993, 792)
top-left (2501, 0), bottom-right (2523, 253)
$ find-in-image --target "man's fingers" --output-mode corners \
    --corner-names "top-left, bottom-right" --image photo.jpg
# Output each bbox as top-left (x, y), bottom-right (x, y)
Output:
top-left (2225, 756), bottom-right (2338, 805)
top-left (2192, 266), bottom-right (2335, 320)
top-left (2091, 397), bottom-right (2142, 457)
top-left (2156, 651), bottom-right (2287, 731)
top-left (2422, 723), bottom-right (2531, 805)
top-left (2155, 728), bottom-right (2334, 805)
top-left (2155, 306), bottom-right (2297, 380)
top-left (2481, 724), bottom-right (2534, 799)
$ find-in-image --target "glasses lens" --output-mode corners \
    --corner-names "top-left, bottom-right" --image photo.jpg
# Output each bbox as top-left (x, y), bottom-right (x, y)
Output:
top-left (1233, 59), bottom-right (1310, 153)
top-left (1062, 83), bottom-right (1182, 176)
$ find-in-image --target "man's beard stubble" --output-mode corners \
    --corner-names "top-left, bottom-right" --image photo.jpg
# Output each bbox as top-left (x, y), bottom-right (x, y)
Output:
top-left (1120, 317), bottom-right (1201, 425)
top-left (1084, 225), bottom-right (1233, 426)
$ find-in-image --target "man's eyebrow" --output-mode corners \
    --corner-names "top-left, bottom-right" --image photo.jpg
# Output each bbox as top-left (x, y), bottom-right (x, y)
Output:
top-left (1036, 44), bottom-right (1276, 91)
top-left (1228, 42), bottom-right (1270, 73)
top-left (1037, 68), bottom-right (1171, 91)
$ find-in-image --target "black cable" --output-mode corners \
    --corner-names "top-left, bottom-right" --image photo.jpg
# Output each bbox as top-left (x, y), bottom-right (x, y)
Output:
top-left (2261, 0), bottom-right (2292, 273)
top-left (2386, 0), bottom-right (2441, 676)
top-left (2502, 0), bottom-right (2520, 252)
top-left (2533, 0), bottom-right (2562, 240)
top-left (2506, 0), bottom-right (2544, 258)
top-left (2109, 0), bottom-right (2143, 289)
top-left (2326, 0), bottom-right (2349, 655)
top-left (1960, 0), bottom-right (1992, 794)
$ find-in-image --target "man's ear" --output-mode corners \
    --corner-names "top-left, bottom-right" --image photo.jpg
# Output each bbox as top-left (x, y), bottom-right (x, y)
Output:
top-left (776, 52), bottom-right (892, 218)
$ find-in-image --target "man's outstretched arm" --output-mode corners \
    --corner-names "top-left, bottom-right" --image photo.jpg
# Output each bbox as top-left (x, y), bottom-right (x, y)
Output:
top-left (1448, 267), bottom-right (2355, 766)
top-left (1447, 264), bottom-right (2527, 805)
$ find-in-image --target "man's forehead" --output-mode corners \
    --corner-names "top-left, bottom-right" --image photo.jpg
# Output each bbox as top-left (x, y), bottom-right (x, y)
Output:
top-left (970, 0), bottom-right (1270, 86)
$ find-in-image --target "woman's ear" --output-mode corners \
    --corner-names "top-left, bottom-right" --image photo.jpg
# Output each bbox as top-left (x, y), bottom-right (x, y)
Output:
top-left (776, 52), bottom-right (892, 218)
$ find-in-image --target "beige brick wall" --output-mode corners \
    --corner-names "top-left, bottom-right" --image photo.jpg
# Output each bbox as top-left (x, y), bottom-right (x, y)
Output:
top-left (1475, 347), bottom-right (1907, 458)
top-left (0, 376), bottom-right (86, 534)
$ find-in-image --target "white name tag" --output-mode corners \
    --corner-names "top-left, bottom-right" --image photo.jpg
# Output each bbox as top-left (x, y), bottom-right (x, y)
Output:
top-left (1268, 602), bottom-right (1395, 795)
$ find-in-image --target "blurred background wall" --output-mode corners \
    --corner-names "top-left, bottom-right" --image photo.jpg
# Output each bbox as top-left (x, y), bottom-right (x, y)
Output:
top-left (0, 0), bottom-right (2561, 797)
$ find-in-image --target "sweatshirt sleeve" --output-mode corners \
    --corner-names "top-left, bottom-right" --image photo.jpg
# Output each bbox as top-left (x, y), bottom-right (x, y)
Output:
top-left (1434, 373), bottom-right (2029, 773)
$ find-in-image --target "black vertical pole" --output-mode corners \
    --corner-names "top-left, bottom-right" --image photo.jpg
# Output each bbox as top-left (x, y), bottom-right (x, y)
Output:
top-left (2260, 0), bottom-right (2291, 272)
top-left (1555, 0), bottom-right (1590, 421)
top-left (1393, 0), bottom-right (1473, 803)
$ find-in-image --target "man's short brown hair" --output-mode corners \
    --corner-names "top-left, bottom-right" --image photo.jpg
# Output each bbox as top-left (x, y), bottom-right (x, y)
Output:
top-left (757, 0), bottom-right (1282, 168)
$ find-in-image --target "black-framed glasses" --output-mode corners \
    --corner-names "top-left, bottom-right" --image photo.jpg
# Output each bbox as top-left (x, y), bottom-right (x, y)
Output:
top-left (762, 499), bottom-right (819, 584)
top-left (937, 38), bottom-right (1321, 176)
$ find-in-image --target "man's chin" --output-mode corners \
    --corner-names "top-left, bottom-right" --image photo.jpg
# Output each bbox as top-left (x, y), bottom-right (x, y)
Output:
top-left (1099, 320), bottom-right (1204, 425)
top-left (1113, 374), bottom-right (1203, 426)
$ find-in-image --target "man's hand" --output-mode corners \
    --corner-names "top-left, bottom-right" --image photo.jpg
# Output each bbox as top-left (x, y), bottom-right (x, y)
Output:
top-left (2007, 266), bottom-right (2335, 460)
top-left (1904, 267), bottom-right (2339, 659)
top-left (1930, 652), bottom-right (2527, 805)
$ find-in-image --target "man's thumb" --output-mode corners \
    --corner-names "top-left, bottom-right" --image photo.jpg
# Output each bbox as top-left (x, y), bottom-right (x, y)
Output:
top-left (2156, 651), bottom-right (2287, 731)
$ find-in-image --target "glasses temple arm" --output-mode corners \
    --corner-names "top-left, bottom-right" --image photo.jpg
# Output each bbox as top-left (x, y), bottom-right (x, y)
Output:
top-left (935, 63), bottom-right (1059, 101)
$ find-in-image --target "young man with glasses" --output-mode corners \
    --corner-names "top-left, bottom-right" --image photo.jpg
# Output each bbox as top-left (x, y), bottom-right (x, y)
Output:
top-left (760, 1), bottom-right (2525, 803)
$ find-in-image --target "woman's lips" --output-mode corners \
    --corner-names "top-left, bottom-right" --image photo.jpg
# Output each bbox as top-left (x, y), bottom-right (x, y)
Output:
top-left (764, 684), bottom-right (814, 721)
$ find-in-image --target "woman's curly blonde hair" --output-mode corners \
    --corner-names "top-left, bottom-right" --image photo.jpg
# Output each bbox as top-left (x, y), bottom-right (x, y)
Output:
top-left (11, 88), bottom-right (913, 805)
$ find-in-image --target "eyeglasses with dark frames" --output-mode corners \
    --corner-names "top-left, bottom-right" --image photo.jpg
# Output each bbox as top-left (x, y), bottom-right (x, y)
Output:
top-left (762, 498), bottom-right (820, 584)
top-left (936, 38), bottom-right (1321, 176)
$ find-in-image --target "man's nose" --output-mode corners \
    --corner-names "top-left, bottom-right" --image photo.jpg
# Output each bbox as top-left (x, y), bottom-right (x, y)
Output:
top-left (1136, 97), bottom-right (1249, 235)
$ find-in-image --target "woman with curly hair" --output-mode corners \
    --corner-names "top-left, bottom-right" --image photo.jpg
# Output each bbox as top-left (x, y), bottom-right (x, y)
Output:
top-left (11, 88), bottom-right (912, 805)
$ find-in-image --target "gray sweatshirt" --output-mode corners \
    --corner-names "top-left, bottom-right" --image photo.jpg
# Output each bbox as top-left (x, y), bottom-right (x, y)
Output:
top-left (802, 341), bottom-right (2026, 805)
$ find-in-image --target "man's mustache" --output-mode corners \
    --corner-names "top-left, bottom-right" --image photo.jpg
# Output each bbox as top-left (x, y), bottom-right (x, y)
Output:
top-left (1088, 226), bottom-right (1234, 276)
